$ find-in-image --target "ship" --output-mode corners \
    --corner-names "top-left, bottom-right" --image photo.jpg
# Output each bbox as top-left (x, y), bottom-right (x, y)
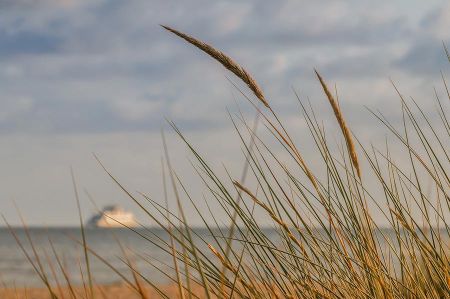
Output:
top-left (87, 205), bottom-right (138, 228)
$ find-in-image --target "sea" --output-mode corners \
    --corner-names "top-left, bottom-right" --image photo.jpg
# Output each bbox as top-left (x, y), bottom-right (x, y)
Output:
top-left (0, 227), bottom-right (447, 288)
top-left (0, 227), bottom-right (232, 288)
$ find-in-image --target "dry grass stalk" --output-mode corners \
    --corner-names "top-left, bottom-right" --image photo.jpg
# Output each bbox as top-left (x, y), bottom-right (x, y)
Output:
top-left (233, 181), bottom-right (309, 257)
top-left (161, 25), bottom-right (269, 108)
top-left (207, 244), bottom-right (258, 296)
top-left (314, 70), bottom-right (361, 179)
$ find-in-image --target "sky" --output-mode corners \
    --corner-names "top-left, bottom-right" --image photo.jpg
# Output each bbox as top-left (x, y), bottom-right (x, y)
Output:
top-left (0, 0), bottom-right (449, 226)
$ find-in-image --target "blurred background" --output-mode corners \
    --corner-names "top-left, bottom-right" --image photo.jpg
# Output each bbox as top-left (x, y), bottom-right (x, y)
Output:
top-left (0, 0), bottom-right (449, 226)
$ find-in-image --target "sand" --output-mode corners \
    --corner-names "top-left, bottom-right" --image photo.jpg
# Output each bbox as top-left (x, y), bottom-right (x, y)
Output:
top-left (0, 283), bottom-right (205, 299)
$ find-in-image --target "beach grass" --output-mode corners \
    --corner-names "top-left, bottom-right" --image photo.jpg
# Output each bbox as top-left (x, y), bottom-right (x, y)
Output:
top-left (3, 27), bottom-right (449, 298)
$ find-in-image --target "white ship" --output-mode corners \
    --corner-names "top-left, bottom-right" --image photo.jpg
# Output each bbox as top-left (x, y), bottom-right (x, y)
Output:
top-left (87, 205), bottom-right (138, 228)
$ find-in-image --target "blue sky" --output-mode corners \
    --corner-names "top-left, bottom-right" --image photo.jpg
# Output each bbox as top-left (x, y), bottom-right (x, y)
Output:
top-left (0, 0), bottom-right (449, 226)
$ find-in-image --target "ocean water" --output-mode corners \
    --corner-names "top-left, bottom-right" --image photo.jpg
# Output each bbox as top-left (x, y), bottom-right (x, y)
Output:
top-left (0, 227), bottom-right (447, 288)
top-left (0, 227), bottom-right (231, 288)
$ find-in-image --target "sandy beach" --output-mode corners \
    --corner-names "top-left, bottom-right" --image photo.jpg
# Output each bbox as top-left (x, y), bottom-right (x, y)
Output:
top-left (0, 283), bottom-right (203, 299)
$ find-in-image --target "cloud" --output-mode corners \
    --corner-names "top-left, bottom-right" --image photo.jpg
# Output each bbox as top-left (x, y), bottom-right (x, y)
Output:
top-left (0, 0), bottom-right (443, 135)
top-left (0, 29), bottom-right (62, 56)
top-left (112, 97), bottom-right (163, 122)
top-left (0, 0), bottom-right (74, 8)
top-left (395, 37), bottom-right (449, 75)
top-left (394, 3), bottom-right (450, 75)
top-left (0, 96), bottom-right (34, 122)
top-left (421, 2), bottom-right (450, 40)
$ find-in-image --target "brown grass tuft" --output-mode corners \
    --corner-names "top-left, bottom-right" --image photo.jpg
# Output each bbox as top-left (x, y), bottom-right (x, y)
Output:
top-left (161, 25), bottom-right (269, 108)
top-left (314, 69), bottom-right (361, 179)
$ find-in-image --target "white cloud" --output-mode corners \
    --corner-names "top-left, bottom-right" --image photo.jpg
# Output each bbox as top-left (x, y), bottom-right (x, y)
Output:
top-left (0, 96), bottom-right (34, 121)
top-left (422, 3), bottom-right (450, 39)
top-left (112, 97), bottom-right (163, 121)
top-left (1, 64), bottom-right (24, 78)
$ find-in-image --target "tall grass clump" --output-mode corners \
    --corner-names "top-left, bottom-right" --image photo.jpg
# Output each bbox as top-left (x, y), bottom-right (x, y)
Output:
top-left (5, 27), bottom-right (449, 298)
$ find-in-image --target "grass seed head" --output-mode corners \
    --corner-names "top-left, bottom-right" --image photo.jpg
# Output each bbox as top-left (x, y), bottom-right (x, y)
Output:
top-left (162, 25), bottom-right (269, 108)
top-left (315, 69), bottom-right (361, 179)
